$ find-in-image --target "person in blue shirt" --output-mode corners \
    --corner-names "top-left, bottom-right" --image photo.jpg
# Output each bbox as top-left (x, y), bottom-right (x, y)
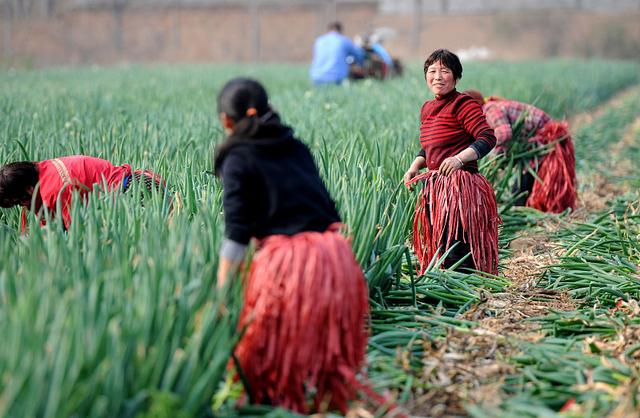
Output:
top-left (309, 22), bottom-right (364, 85)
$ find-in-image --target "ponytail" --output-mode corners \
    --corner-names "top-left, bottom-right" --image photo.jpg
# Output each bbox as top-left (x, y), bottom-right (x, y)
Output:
top-left (217, 77), bottom-right (271, 138)
top-left (230, 106), bottom-right (261, 137)
top-left (214, 78), bottom-right (287, 176)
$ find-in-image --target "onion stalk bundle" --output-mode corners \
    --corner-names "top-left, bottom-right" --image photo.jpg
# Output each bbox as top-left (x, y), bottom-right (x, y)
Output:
top-left (480, 112), bottom-right (551, 206)
top-left (544, 193), bottom-right (640, 307)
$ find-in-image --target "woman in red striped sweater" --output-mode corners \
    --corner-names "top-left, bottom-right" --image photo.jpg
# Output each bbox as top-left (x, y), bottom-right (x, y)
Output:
top-left (403, 49), bottom-right (500, 275)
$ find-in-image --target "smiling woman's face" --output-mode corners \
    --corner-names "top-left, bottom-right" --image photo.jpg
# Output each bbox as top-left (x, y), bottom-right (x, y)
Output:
top-left (425, 61), bottom-right (456, 96)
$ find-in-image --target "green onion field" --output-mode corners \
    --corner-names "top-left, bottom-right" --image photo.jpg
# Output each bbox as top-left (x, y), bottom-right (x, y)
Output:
top-left (1, 59), bottom-right (640, 417)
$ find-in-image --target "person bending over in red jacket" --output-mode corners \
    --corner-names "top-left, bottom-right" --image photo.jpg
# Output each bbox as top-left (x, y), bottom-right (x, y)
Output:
top-left (0, 155), bottom-right (166, 233)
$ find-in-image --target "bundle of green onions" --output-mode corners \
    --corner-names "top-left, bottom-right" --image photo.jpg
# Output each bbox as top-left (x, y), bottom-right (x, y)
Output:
top-left (480, 111), bottom-right (557, 208)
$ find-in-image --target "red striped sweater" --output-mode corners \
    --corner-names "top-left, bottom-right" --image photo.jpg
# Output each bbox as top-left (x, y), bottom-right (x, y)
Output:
top-left (419, 90), bottom-right (496, 172)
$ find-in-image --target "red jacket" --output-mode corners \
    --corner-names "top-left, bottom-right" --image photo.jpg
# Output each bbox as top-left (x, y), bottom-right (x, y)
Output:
top-left (21, 156), bottom-right (131, 232)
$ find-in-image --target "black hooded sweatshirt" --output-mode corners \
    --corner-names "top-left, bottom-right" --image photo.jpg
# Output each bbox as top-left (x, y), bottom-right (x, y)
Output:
top-left (214, 120), bottom-right (340, 245)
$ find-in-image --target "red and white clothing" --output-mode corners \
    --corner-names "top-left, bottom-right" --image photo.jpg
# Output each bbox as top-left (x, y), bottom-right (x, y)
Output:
top-left (482, 98), bottom-right (576, 213)
top-left (483, 98), bottom-right (551, 153)
top-left (22, 156), bottom-right (131, 232)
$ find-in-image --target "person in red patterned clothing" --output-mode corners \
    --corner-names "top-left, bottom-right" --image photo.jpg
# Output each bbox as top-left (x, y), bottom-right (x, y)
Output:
top-left (464, 90), bottom-right (576, 213)
top-left (0, 155), bottom-right (165, 233)
top-left (403, 49), bottom-right (500, 276)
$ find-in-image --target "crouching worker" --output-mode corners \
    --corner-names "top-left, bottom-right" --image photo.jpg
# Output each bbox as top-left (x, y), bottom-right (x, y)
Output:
top-left (0, 155), bottom-right (166, 233)
top-left (465, 90), bottom-right (576, 213)
top-left (214, 78), bottom-right (372, 414)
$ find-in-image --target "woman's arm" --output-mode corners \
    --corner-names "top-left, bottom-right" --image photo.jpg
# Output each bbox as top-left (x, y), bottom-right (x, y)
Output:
top-left (403, 154), bottom-right (427, 187)
top-left (217, 154), bottom-right (254, 288)
top-left (459, 98), bottom-right (497, 158)
top-left (217, 239), bottom-right (247, 288)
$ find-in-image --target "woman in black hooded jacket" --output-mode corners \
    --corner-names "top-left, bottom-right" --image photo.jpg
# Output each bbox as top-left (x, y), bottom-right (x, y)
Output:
top-left (213, 78), bottom-right (370, 414)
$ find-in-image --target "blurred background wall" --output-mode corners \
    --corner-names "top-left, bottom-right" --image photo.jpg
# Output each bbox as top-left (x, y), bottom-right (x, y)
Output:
top-left (2, 0), bottom-right (640, 67)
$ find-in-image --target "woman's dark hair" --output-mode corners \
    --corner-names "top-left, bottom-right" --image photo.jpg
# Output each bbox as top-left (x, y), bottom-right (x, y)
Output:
top-left (423, 49), bottom-right (463, 81)
top-left (214, 77), bottom-right (287, 176)
top-left (217, 77), bottom-right (271, 138)
top-left (0, 161), bottom-right (39, 208)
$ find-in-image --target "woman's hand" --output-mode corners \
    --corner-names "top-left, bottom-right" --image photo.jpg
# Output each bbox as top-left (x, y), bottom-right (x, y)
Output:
top-left (404, 156), bottom-right (427, 189)
top-left (438, 155), bottom-right (464, 176)
top-left (403, 168), bottom-right (420, 186)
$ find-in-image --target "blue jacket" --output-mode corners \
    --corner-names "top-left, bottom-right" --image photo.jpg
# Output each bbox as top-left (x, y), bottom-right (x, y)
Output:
top-left (371, 43), bottom-right (393, 66)
top-left (309, 31), bottom-right (364, 84)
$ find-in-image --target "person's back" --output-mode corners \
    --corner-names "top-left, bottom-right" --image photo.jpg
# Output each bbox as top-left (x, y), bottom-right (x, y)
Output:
top-left (370, 42), bottom-right (392, 67)
top-left (39, 156), bottom-right (128, 195)
top-left (482, 98), bottom-right (551, 153)
top-left (32, 156), bottom-right (131, 228)
top-left (218, 124), bottom-right (340, 242)
top-left (310, 23), bottom-right (363, 85)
